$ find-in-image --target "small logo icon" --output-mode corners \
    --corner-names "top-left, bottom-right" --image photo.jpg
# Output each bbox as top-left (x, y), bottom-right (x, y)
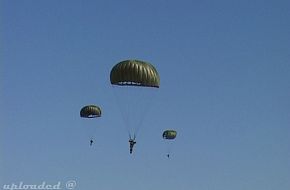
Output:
top-left (66, 180), bottom-right (77, 189)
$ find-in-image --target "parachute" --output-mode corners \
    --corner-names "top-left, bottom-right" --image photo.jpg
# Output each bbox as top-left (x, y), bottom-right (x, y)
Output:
top-left (110, 60), bottom-right (160, 88)
top-left (163, 130), bottom-right (177, 140)
top-left (80, 105), bottom-right (102, 145)
top-left (162, 130), bottom-right (177, 158)
top-left (80, 105), bottom-right (102, 118)
top-left (110, 59), bottom-right (160, 148)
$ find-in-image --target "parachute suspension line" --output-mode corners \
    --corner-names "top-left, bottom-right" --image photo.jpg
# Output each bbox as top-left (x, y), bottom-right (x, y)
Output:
top-left (112, 85), bottom-right (132, 136)
top-left (129, 133), bottom-right (136, 141)
top-left (132, 87), bottom-right (157, 139)
top-left (129, 134), bottom-right (136, 141)
top-left (166, 140), bottom-right (173, 156)
top-left (112, 85), bottom-right (155, 140)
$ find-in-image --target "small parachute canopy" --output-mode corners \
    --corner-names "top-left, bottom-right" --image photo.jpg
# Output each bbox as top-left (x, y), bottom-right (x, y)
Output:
top-left (163, 130), bottom-right (177, 140)
top-left (80, 105), bottom-right (101, 118)
top-left (110, 60), bottom-right (160, 88)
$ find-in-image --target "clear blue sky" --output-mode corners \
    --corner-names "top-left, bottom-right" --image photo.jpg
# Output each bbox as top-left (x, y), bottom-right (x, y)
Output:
top-left (1, 0), bottom-right (290, 189)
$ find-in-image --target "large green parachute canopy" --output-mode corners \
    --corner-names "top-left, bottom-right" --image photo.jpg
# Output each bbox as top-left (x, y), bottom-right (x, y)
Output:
top-left (80, 105), bottom-right (102, 118)
top-left (163, 130), bottom-right (177, 140)
top-left (110, 60), bottom-right (160, 88)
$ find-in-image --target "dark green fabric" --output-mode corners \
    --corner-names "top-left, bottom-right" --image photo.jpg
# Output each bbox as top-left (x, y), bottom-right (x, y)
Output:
top-left (162, 130), bottom-right (177, 140)
top-left (110, 60), bottom-right (160, 88)
top-left (80, 105), bottom-right (101, 118)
